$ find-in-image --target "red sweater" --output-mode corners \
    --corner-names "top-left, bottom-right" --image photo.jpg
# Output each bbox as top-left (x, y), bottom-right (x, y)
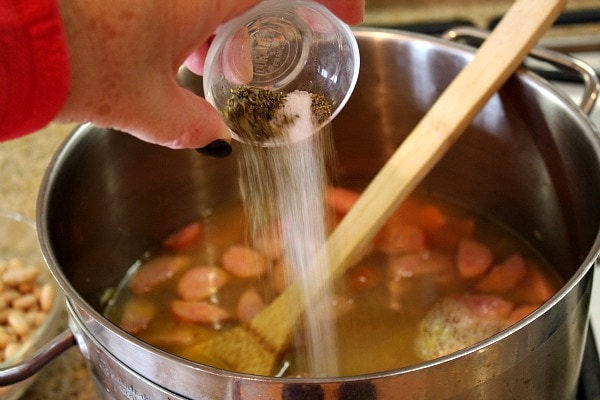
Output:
top-left (0, 0), bottom-right (70, 140)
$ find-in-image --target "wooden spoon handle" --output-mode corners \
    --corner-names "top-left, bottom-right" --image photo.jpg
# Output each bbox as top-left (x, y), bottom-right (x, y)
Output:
top-left (251, 0), bottom-right (566, 352)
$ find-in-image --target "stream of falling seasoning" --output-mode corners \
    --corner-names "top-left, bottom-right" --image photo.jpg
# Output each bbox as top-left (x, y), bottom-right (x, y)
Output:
top-left (235, 89), bottom-right (339, 376)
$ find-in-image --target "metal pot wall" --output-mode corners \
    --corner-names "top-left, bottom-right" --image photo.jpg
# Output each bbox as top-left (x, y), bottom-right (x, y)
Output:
top-left (25, 29), bottom-right (600, 399)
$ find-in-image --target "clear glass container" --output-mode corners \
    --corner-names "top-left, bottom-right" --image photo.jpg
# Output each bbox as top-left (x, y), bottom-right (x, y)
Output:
top-left (203, 0), bottom-right (360, 146)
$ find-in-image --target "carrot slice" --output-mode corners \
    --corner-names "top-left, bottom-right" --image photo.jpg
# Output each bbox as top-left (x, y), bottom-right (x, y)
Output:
top-left (162, 222), bottom-right (202, 250)
top-left (325, 186), bottom-right (360, 215)
top-left (429, 218), bottom-right (476, 250)
top-left (418, 205), bottom-right (447, 234)
top-left (475, 253), bottom-right (527, 294)
top-left (514, 264), bottom-right (557, 304)
top-left (375, 223), bottom-right (426, 255)
top-left (506, 304), bottom-right (540, 326)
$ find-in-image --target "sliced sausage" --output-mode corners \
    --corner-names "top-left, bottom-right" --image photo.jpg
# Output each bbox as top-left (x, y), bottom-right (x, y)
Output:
top-left (128, 256), bottom-right (190, 295)
top-left (171, 300), bottom-right (231, 324)
top-left (236, 287), bottom-right (266, 323)
top-left (456, 239), bottom-right (493, 279)
top-left (221, 245), bottom-right (269, 278)
top-left (177, 266), bottom-right (229, 301)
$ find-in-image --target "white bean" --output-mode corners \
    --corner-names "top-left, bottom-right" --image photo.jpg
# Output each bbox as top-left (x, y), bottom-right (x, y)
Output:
top-left (0, 289), bottom-right (20, 305)
top-left (2, 264), bottom-right (38, 286)
top-left (0, 329), bottom-right (11, 349)
top-left (4, 342), bottom-right (20, 360)
top-left (0, 310), bottom-right (9, 324)
top-left (12, 293), bottom-right (38, 310)
top-left (25, 311), bottom-right (47, 327)
top-left (8, 311), bottom-right (30, 336)
top-left (39, 283), bottom-right (55, 312)
top-left (0, 258), bottom-right (56, 367)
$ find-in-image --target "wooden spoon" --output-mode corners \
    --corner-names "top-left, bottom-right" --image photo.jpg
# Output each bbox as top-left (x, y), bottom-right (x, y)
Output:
top-left (193, 0), bottom-right (566, 375)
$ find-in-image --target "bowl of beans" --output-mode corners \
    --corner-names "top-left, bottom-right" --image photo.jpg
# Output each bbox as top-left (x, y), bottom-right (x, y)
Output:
top-left (0, 210), bottom-right (62, 399)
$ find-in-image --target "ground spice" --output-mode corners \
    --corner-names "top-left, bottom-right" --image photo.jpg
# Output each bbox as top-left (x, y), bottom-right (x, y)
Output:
top-left (223, 86), bottom-right (332, 144)
top-left (310, 93), bottom-right (333, 125)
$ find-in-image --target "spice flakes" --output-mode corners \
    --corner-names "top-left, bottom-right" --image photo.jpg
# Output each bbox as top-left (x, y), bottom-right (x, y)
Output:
top-left (223, 86), bottom-right (332, 144)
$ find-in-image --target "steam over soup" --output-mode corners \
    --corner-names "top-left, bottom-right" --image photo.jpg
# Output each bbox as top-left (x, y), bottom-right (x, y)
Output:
top-left (104, 188), bottom-right (560, 376)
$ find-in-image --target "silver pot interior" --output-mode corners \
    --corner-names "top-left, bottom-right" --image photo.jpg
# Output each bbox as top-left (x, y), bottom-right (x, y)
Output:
top-left (38, 29), bottom-right (600, 399)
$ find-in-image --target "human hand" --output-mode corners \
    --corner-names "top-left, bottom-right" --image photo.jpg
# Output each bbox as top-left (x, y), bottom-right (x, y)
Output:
top-left (55, 0), bottom-right (364, 154)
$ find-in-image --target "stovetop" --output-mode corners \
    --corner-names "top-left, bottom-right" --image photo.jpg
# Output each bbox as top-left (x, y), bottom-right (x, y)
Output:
top-left (364, 0), bottom-right (600, 35)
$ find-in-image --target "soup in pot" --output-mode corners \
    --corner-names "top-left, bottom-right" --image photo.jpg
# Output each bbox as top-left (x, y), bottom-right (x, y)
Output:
top-left (104, 186), bottom-right (560, 377)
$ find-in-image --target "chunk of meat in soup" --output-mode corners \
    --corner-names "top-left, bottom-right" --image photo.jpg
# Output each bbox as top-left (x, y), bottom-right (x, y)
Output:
top-left (414, 293), bottom-right (514, 361)
top-left (325, 186), bottom-right (360, 215)
top-left (388, 251), bottom-right (454, 279)
top-left (475, 253), bottom-right (527, 294)
top-left (162, 222), bottom-right (202, 250)
top-left (429, 218), bottom-right (476, 250)
top-left (386, 251), bottom-right (455, 311)
top-left (417, 205), bottom-right (447, 234)
top-left (236, 287), bottom-right (266, 323)
top-left (177, 266), bottom-right (229, 301)
top-left (515, 264), bottom-right (558, 304)
top-left (128, 256), bottom-right (190, 295)
top-left (506, 304), bottom-right (540, 326)
top-left (171, 300), bottom-right (231, 324)
top-left (254, 223), bottom-right (285, 261)
top-left (221, 245), bottom-right (269, 278)
top-left (272, 261), bottom-right (289, 294)
top-left (375, 223), bottom-right (426, 255)
top-left (456, 239), bottom-right (493, 279)
top-left (119, 298), bottom-right (156, 334)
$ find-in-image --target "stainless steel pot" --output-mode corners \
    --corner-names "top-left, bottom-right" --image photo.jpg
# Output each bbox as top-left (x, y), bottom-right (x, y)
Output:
top-left (6, 28), bottom-right (600, 399)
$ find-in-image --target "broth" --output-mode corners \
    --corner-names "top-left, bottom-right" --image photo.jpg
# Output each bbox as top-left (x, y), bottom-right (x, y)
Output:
top-left (104, 188), bottom-right (561, 377)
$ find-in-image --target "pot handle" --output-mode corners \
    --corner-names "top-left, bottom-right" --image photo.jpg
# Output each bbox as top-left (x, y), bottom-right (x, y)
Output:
top-left (0, 329), bottom-right (76, 386)
top-left (442, 26), bottom-right (600, 115)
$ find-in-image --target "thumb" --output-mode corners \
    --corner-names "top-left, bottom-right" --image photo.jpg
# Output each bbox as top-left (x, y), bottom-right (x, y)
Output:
top-left (118, 77), bottom-right (231, 150)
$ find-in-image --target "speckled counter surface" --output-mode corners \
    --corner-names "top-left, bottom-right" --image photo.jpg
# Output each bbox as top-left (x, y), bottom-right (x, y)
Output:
top-left (0, 124), bottom-right (72, 219)
top-left (0, 123), bottom-right (96, 399)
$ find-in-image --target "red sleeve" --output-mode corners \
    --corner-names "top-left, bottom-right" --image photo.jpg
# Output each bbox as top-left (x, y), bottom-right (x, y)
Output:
top-left (0, 0), bottom-right (70, 141)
